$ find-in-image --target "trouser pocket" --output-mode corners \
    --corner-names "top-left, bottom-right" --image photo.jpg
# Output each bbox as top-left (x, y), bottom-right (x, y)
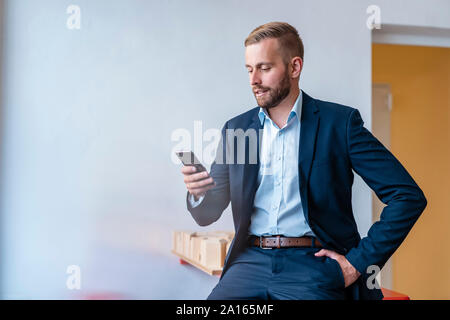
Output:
top-left (327, 257), bottom-right (346, 288)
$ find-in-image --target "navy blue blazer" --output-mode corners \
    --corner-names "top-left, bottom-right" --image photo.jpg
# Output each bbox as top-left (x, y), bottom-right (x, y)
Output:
top-left (187, 91), bottom-right (427, 300)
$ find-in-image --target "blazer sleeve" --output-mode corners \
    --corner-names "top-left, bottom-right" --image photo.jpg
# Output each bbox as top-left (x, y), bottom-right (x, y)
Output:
top-left (186, 121), bottom-right (231, 226)
top-left (344, 109), bottom-right (427, 275)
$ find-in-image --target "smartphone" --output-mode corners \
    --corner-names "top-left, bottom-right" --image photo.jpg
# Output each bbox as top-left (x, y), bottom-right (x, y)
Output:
top-left (175, 151), bottom-right (207, 172)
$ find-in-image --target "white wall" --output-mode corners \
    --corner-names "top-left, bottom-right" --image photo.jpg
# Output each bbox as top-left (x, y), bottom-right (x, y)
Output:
top-left (0, 0), bottom-right (448, 299)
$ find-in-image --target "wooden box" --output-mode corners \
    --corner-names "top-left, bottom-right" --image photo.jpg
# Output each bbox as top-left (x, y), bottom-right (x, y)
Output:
top-left (172, 230), bottom-right (235, 274)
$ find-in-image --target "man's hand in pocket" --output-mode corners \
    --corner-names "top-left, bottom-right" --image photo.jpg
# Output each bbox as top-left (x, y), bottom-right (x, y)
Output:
top-left (315, 248), bottom-right (361, 288)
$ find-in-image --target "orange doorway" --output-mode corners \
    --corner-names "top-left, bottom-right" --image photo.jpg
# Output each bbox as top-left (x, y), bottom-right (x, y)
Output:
top-left (372, 43), bottom-right (450, 299)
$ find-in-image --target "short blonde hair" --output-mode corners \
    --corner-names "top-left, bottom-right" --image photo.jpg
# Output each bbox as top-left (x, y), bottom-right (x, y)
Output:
top-left (244, 21), bottom-right (304, 63)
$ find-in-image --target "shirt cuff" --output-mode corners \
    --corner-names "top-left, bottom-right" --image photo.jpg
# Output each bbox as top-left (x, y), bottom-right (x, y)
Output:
top-left (188, 193), bottom-right (205, 208)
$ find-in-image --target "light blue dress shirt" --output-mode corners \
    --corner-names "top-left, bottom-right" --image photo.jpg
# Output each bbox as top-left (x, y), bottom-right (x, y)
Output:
top-left (249, 90), bottom-right (314, 237)
top-left (189, 90), bottom-right (314, 238)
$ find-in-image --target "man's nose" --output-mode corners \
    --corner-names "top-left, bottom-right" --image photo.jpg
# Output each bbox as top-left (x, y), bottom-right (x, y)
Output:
top-left (249, 70), bottom-right (261, 86)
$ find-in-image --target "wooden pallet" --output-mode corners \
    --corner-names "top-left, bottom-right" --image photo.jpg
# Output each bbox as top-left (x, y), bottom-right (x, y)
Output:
top-left (171, 250), bottom-right (222, 276)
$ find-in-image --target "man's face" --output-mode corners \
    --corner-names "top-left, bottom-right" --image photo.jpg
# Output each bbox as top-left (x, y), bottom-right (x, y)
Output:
top-left (245, 38), bottom-right (291, 109)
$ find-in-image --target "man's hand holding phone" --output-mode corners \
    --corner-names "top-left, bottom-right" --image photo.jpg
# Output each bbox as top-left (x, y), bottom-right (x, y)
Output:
top-left (181, 166), bottom-right (216, 201)
top-left (176, 151), bottom-right (216, 201)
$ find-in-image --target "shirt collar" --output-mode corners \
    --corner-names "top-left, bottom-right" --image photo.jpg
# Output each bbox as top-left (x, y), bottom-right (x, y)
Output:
top-left (258, 89), bottom-right (303, 126)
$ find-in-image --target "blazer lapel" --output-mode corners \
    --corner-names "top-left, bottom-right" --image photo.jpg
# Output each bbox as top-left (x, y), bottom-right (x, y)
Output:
top-left (298, 92), bottom-right (320, 223)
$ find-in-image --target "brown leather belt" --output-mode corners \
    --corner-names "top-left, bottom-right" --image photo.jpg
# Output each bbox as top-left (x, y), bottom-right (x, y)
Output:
top-left (250, 235), bottom-right (323, 249)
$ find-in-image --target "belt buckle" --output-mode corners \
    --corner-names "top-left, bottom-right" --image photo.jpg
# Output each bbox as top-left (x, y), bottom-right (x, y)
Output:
top-left (259, 236), bottom-right (272, 250)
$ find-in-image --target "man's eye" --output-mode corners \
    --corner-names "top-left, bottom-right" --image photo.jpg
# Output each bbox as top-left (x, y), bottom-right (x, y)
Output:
top-left (261, 68), bottom-right (270, 71)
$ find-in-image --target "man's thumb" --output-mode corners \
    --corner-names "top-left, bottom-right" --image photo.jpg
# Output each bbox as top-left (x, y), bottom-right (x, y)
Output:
top-left (314, 249), bottom-right (327, 257)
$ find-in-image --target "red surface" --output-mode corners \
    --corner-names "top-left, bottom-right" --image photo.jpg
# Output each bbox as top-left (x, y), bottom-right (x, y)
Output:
top-left (79, 292), bottom-right (126, 300)
top-left (179, 258), bottom-right (189, 265)
top-left (381, 287), bottom-right (410, 300)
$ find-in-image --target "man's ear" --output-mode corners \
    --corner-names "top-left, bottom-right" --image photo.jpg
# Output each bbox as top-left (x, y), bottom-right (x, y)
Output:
top-left (290, 57), bottom-right (303, 79)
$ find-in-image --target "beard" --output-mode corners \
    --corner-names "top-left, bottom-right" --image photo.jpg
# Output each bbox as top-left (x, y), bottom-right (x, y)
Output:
top-left (254, 69), bottom-right (291, 109)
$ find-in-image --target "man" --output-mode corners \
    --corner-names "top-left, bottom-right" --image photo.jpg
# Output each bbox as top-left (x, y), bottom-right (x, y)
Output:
top-left (180, 22), bottom-right (427, 300)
